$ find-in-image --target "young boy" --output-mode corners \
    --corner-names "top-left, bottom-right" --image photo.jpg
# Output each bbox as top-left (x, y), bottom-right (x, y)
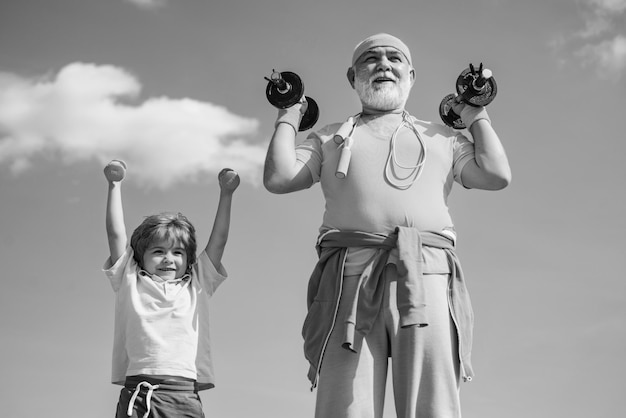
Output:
top-left (102, 160), bottom-right (240, 418)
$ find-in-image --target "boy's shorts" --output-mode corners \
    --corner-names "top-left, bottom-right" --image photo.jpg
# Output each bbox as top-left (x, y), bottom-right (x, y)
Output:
top-left (116, 376), bottom-right (204, 418)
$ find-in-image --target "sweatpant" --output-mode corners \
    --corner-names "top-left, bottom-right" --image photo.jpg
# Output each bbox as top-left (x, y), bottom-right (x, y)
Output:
top-left (314, 264), bottom-right (461, 418)
top-left (116, 376), bottom-right (204, 418)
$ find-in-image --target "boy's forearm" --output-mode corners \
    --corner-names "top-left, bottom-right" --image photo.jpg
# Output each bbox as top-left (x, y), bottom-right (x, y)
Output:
top-left (205, 191), bottom-right (233, 262)
top-left (106, 182), bottom-right (127, 259)
top-left (106, 183), bottom-right (124, 232)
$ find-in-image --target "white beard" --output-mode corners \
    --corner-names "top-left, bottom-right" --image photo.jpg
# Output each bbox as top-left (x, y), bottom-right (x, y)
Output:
top-left (354, 70), bottom-right (411, 111)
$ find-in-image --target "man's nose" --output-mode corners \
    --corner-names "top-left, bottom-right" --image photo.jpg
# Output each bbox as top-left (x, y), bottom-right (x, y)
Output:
top-left (375, 57), bottom-right (391, 71)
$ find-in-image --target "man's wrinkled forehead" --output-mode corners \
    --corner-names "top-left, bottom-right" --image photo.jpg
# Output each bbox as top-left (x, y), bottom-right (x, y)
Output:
top-left (351, 33), bottom-right (412, 66)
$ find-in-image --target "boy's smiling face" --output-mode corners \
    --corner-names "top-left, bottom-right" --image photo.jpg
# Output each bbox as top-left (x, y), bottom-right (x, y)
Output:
top-left (142, 238), bottom-right (188, 281)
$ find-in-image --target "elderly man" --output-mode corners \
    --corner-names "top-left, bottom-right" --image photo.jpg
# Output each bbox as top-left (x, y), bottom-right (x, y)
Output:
top-left (264, 33), bottom-right (511, 418)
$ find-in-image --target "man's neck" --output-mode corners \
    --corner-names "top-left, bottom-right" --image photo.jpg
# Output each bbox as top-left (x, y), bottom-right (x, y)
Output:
top-left (359, 109), bottom-right (406, 138)
top-left (360, 106), bottom-right (405, 117)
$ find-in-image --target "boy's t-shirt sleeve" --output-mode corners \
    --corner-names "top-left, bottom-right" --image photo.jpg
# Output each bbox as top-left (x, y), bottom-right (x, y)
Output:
top-left (103, 247), bottom-right (134, 292)
top-left (194, 251), bottom-right (227, 296)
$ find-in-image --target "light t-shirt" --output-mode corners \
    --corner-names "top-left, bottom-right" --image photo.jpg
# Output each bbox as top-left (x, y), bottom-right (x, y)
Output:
top-left (103, 247), bottom-right (226, 390)
top-left (296, 116), bottom-right (475, 274)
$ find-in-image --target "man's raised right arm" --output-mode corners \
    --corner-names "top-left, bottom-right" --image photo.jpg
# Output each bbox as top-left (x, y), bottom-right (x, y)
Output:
top-left (263, 101), bottom-right (314, 194)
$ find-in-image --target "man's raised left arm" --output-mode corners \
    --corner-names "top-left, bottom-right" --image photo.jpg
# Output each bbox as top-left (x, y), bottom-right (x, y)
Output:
top-left (456, 105), bottom-right (511, 190)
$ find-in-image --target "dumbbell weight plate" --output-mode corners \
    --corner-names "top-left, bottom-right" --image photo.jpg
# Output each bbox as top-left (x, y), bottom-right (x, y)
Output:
top-left (439, 94), bottom-right (466, 129)
top-left (265, 70), bottom-right (320, 131)
top-left (455, 67), bottom-right (498, 107)
top-left (265, 71), bottom-right (305, 109)
top-left (298, 97), bottom-right (319, 131)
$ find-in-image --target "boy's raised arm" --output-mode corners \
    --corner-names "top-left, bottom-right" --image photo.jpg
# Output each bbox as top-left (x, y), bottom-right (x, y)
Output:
top-left (205, 168), bottom-right (240, 269)
top-left (104, 160), bottom-right (128, 264)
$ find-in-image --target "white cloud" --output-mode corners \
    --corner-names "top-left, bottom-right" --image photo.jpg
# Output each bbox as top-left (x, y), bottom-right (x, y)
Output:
top-left (576, 34), bottom-right (626, 79)
top-left (578, 0), bottom-right (626, 38)
top-left (124, 0), bottom-right (167, 10)
top-left (0, 63), bottom-right (265, 188)
top-left (552, 0), bottom-right (626, 79)
top-left (588, 0), bottom-right (626, 13)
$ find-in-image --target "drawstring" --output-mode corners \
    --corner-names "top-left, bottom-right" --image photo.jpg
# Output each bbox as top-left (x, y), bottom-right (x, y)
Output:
top-left (127, 381), bottom-right (160, 418)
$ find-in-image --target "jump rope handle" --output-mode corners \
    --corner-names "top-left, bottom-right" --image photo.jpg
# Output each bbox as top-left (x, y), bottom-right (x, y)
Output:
top-left (335, 137), bottom-right (353, 179)
top-left (334, 117), bottom-right (356, 179)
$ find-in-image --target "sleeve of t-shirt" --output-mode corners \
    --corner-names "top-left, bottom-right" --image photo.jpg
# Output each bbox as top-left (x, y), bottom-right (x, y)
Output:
top-left (194, 250), bottom-right (228, 296)
top-left (452, 132), bottom-right (475, 185)
top-left (102, 246), bottom-right (134, 293)
top-left (295, 129), bottom-right (326, 183)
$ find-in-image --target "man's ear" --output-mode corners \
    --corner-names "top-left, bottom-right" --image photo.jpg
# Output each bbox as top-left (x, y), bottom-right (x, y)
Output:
top-left (346, 67), bottom-right (356, 89)
top-left (409, 67), bottom-right (416, 87)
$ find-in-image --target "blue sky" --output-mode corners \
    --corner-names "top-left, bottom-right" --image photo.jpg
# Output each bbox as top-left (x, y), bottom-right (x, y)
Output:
top-left (1, 0), bottom-right (625, 417)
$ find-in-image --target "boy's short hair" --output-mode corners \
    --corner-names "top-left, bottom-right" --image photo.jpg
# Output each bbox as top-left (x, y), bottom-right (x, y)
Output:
top-left (130, 212), bottom-right (197, 271)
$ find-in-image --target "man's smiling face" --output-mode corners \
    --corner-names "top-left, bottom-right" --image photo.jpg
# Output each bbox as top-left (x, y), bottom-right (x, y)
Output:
top-left (351, 46), bottom-right (415, 113)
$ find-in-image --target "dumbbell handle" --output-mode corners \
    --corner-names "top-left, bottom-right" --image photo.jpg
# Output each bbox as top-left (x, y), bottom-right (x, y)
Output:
top-left (264, 70), bottom-right (291, 94)
top-left (456, 68), bottom-right (495, 105)
top-left (472, 69), bottom-right (493, 90)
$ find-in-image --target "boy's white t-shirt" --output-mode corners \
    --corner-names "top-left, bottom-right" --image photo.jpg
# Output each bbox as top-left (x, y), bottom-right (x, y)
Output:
top-left (103, 247), bottom-right (226, 390)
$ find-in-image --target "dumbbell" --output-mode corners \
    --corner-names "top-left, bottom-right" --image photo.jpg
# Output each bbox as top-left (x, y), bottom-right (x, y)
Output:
top-left (264, 69), bottom-right (319, 131)
top-left (439, 63), bottom-right (497, 129)
top-left (218, 168), bottom-right (240, 189)
top-left (104, 160), bottom-right (127, 182)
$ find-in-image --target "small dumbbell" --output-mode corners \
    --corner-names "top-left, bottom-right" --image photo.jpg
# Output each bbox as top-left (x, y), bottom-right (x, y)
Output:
top-left (218, 168), bottom-right (240, 189)
top-left (104, 160), bottom-right (127, 182)
top-left (264, 69), bottom-right (319, 131)
top-left (439, 63), bottom-right (497, 129)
